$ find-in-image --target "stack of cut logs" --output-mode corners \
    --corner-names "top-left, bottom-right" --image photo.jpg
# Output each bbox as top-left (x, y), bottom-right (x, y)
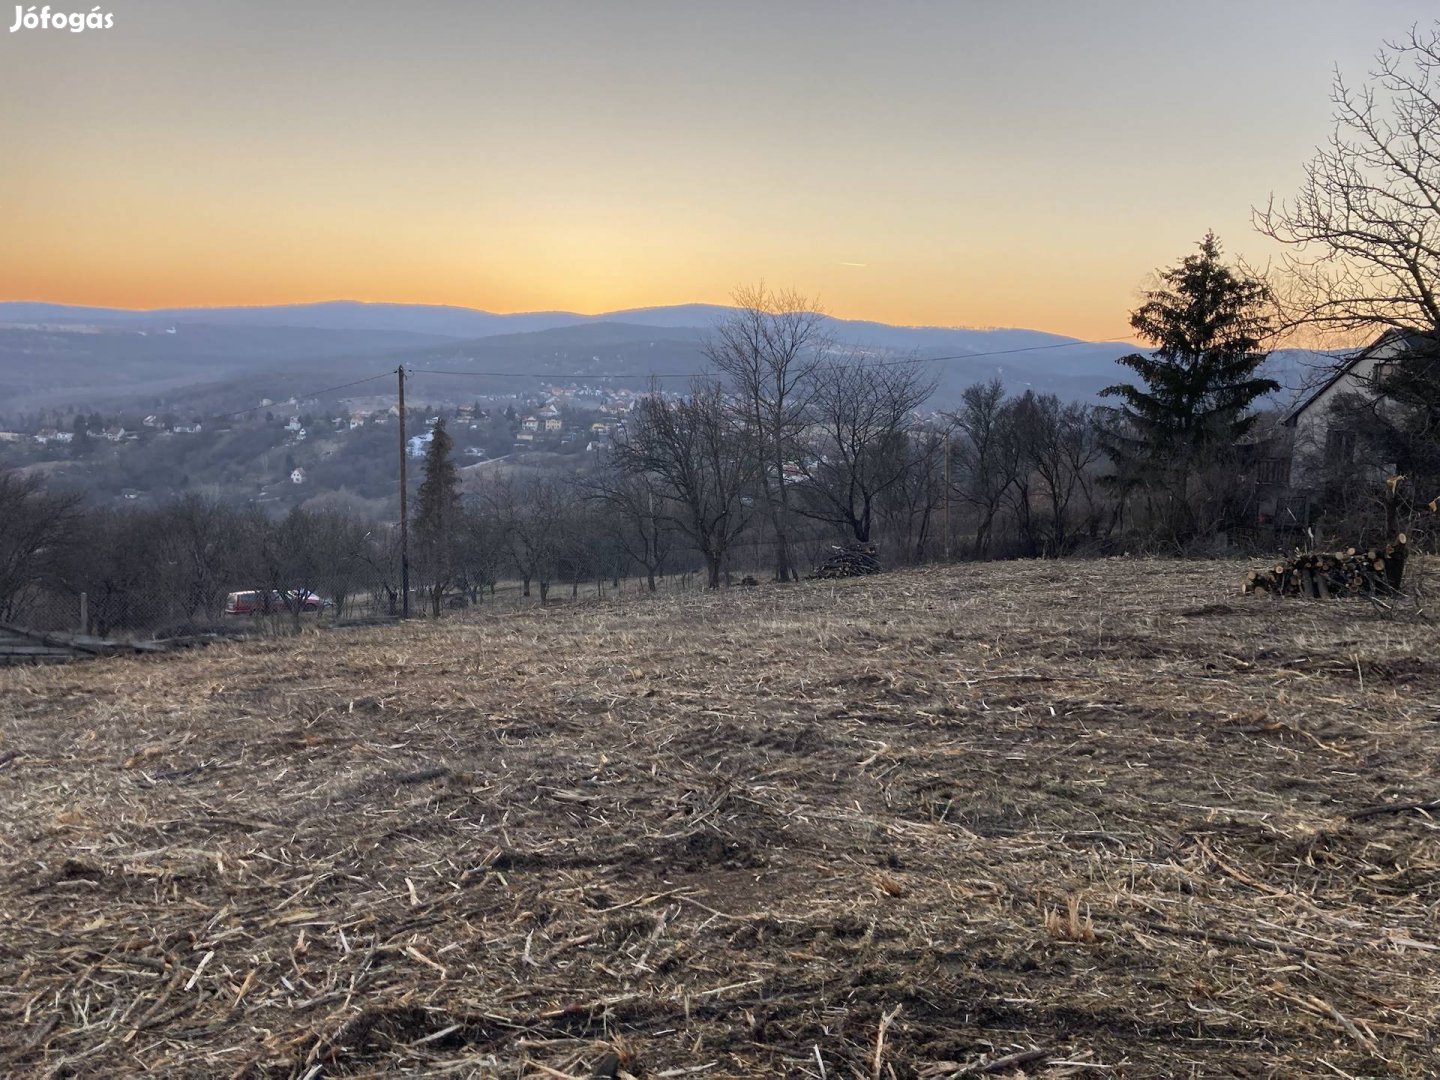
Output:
top-left (810, 541), bottom-right (882, 580)
top-left (1242, 534), bottom-right (1409, 598)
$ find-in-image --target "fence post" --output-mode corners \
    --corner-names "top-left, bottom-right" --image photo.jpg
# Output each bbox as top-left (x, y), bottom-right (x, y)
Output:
top-left (78, 591), bottom-right (88, 636)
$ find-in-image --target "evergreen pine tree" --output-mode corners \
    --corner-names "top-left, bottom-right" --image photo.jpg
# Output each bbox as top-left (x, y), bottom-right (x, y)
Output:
top-left (70, 414), bottom-right (91, 456)
top-left (1100, 232), bottom-right (1278, 540)
top-left (413, 419), bottom-right (461, 614)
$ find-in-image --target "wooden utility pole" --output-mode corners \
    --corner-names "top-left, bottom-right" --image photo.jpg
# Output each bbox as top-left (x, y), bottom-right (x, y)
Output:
top-left (398, 366), bottom-right (410, 618)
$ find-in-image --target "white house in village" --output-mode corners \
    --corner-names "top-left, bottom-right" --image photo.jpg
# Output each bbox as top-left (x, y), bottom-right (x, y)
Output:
top-left (290, 467), bottom-right (306, 484)
top-left (1282, 328), bottom-right (1437, 491)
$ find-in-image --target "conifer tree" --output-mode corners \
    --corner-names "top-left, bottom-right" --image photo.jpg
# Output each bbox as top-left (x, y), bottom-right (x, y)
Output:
top-left (413, 419), bottom-right (461, 614)
top-left (1100, 232), bottom-right (1277, 540)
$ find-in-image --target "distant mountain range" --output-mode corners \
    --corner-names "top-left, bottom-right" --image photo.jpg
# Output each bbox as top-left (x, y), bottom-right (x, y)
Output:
top-left (0, 300), bottom-right (1328, 418)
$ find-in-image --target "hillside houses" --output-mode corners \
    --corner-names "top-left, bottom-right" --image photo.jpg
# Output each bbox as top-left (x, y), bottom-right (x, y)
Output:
top-left (1281, 328), bottom-right (1437, 491)
top-left (1214, 328), bottom-right (1440, 531)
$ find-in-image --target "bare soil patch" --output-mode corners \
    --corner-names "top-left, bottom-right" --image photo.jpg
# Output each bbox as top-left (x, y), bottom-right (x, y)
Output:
top-left (1, 558), bottom-right (1438, 1078)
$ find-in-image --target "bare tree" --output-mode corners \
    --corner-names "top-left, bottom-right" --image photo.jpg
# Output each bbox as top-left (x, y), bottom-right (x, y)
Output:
top-left (0, 471), bottom-right (78, 623)
top-left (613, 380), bottom-right (757, 589)
top-left (1006, 392), bottom-right (1104, 555)
top-left (878, 425), bottom-right (948, 563)
top-left (292, 510), bottom-right (372, 619)
top-left (588, 466), bottom-right (675, 591)
top-left (160, 494), bottom-right (241, 620)
top-left (947, 380), bottom-right (1021, 558)
top-left (455, 501), bottom-right (506, 604)
top-left (65, 509), bottom-right (160, 635)
top-left (1256, 25), bottom-right (1440, 338)
top-left (797, 355), bottom-right (935, 542)
top-left (490, 476), bottom-right (566, 601)
top-left (707, 285), bottom-right (827, 582)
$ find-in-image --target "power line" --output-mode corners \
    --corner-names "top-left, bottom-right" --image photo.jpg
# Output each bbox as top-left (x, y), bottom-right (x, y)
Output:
top-left (406, 335), bottom-right (1136, 383)
top-left (202, 370), bottom-right (396, 422)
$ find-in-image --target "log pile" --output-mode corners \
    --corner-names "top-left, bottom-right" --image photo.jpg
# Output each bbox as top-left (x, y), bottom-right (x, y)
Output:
top-left (809, 541), bottom-right (882, 580)
top-left (1242, 534), bottom-right (1409, 598)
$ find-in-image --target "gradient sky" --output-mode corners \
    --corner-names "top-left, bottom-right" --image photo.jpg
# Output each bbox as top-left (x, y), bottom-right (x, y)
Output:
top-left (2, 0), bottom-right (1436, 338)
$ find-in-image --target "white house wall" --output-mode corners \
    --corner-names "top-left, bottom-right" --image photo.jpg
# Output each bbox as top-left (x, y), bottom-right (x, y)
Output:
top-left (1289, 335), bottom-right (1409, 490)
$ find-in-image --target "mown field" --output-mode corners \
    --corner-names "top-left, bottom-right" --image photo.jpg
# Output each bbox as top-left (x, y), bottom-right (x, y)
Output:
top-left (1, 559), bottom-right (1438, 1078)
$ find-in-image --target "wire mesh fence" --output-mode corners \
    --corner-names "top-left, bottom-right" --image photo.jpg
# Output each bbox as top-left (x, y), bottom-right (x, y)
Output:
top-left (3, 579), bottom-right (415, 643)
top-left (0, 531), bottom-right (865, 647)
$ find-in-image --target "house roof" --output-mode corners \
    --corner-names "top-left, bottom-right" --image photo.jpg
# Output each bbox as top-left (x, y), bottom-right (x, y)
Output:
top-left (1282, 327), bottom-right (1439, 426)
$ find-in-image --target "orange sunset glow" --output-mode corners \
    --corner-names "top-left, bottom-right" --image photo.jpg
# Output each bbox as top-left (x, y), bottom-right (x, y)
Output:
top-left (3, 0), bottom-right (1437, 336)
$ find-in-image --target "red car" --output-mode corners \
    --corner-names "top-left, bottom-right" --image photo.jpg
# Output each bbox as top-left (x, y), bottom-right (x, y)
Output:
top-left (224, 590), bottom-right (325, 616)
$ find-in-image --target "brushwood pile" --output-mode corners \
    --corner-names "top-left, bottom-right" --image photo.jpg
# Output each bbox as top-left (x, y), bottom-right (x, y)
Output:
top-left (809, 541), bottom-right (881, 580)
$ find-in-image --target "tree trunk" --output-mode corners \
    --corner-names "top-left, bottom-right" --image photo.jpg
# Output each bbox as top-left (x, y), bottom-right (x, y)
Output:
top-left (773, 526), bottom-right (792, 582)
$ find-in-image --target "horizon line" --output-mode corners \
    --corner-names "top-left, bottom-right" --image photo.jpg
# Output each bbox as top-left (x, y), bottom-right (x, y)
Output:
top-left (0, 297), bottom-right (1141, 344)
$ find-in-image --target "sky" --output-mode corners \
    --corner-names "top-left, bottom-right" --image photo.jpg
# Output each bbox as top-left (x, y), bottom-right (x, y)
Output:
top-left (2, 0), bottom-right (1436, 339)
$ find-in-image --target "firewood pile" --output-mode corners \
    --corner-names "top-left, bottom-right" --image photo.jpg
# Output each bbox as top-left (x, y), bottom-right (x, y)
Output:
top-left (809, 541), bottom-right (881, 580)
top-left (1242, 534), bottom-right (1409, 598)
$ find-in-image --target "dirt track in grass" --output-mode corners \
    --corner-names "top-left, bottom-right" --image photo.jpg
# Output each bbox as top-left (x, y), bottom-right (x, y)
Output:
top-left (2, 558), bottom-right (1439, 1078)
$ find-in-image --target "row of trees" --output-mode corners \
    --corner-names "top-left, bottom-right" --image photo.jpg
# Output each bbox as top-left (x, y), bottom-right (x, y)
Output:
top-left (0, 484), bottom-right (388, 635)
top-left (392, 237), bottom-right (1285, 605)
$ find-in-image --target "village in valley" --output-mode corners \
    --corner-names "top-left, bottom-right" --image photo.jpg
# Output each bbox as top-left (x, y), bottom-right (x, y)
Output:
top-left (0, 380), bottom-right (647, 511)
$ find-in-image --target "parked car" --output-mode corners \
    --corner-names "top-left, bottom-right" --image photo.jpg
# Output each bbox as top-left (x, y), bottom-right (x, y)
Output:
top-left (224, 590), bottom-right (326, 616)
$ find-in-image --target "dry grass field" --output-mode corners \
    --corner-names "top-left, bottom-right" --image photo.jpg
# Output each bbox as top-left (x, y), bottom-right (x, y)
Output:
top-left (2, 559), bottom-right (1439, 1079)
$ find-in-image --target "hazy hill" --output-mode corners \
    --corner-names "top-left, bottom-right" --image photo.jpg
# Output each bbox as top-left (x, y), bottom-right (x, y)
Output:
top-left (0, 323), bottom-right (459, 416)
top-left (0, 300), bottom-right (588, 338)
top-left (0, 300), bottom-right (1325, 418)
